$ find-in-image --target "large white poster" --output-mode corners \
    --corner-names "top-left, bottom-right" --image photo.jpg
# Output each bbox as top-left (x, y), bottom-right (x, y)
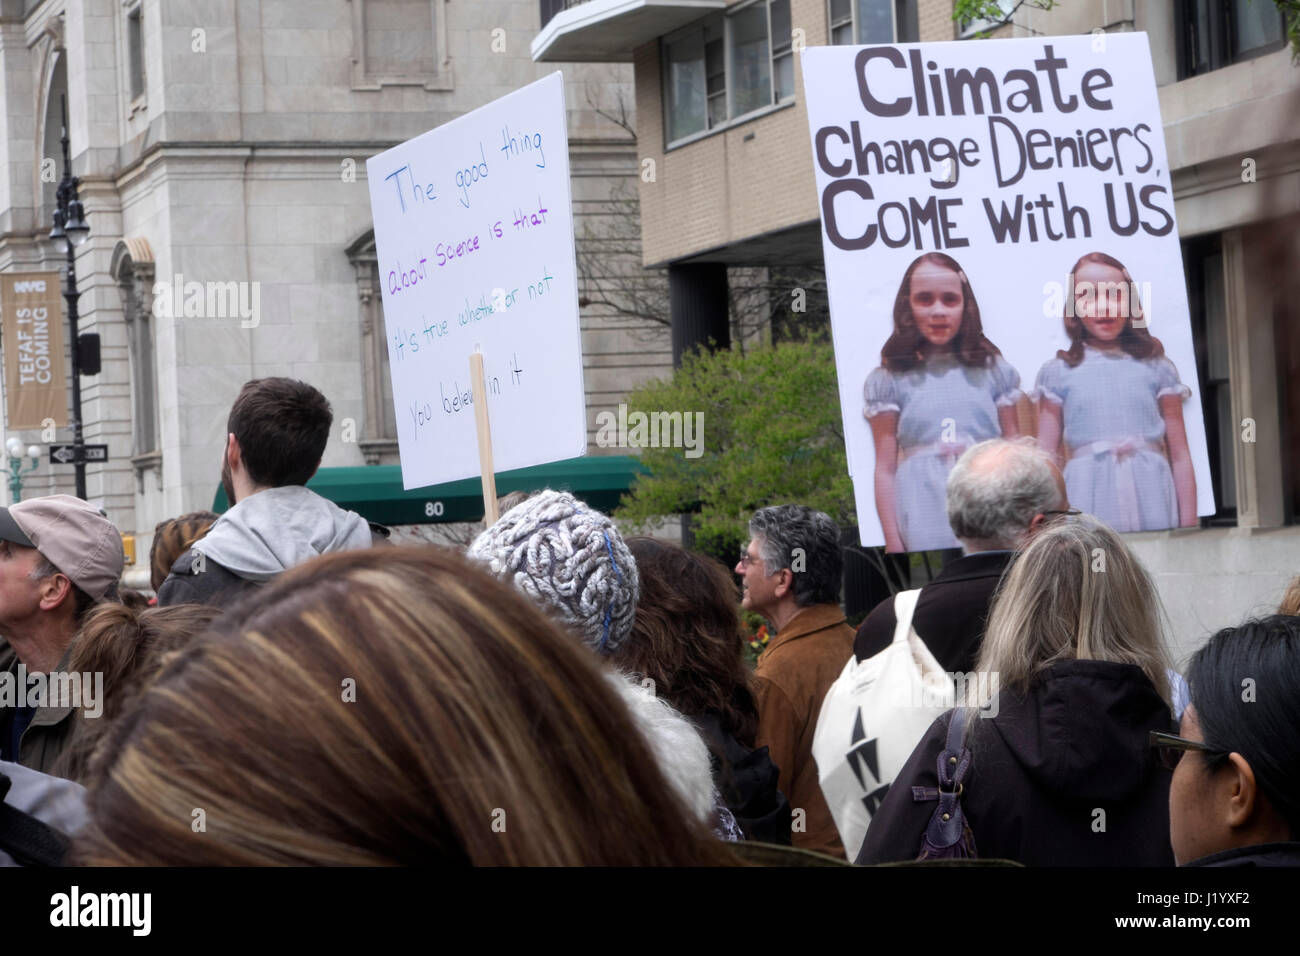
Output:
top-left (366, 72), bottom-right (586, 489)
top-left (802, 34), bottom-right (1213, 551)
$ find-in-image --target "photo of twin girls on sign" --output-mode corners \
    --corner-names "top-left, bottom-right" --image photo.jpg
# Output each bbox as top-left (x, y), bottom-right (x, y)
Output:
top-left (866, 250), bottom-right (1197, 553)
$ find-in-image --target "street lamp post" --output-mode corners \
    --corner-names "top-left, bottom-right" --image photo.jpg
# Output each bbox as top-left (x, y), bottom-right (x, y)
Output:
top-left (48, 95), bottom-right (91, 500)
top-left (3, 437), bottom-right (41, 503)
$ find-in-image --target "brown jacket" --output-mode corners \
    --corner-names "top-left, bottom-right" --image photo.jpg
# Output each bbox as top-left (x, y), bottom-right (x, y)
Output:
top-left (753, 603), bottom-right (855, 858)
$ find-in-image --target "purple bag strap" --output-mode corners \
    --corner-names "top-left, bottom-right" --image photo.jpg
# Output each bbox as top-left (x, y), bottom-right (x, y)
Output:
top-left (911, 709), bottom-right (973, 853)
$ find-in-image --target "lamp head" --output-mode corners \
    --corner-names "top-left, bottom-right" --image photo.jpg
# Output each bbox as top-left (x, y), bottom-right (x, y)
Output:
top-left (65, 199), bottom-right (90, 247)
top-left (49, 207), bottom-right (67, 253)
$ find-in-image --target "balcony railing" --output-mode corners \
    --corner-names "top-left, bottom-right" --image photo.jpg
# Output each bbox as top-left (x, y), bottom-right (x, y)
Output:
top-left (540, 0), bottom-right (593, 30)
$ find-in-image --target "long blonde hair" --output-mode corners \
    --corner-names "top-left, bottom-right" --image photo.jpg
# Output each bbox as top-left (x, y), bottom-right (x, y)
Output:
top-left (974, 514), bottom-right (1171, 708)
top-left (74, 546), bottom-right (739, 866)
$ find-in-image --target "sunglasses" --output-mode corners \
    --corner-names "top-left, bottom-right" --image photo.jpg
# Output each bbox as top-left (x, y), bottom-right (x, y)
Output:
top-left (1149, 730), bottom-right (1228, 771)
top-left (1041, 509), bottom-right (1082, 520)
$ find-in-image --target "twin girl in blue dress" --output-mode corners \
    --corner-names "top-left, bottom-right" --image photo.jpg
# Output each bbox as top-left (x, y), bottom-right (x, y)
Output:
top-left (865, 251), bottom-right (1198, 553)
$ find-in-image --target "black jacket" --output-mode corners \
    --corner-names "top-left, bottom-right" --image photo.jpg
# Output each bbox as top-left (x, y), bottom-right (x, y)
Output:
top-left (157, 522), bottom-right (392, 608)
top-left (1183, 843), bottom-right (1300, 867)
top-left (857, 660), bottom-right (1177, 866)
top-left (693, 712), bottom-right (792, 845)
top-left (155, 550), bottom-right (258, 608)
top-left (854, 551), bottom-right (1014, 672)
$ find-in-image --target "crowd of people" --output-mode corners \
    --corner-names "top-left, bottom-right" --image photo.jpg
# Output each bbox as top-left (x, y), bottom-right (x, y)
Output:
top-left (0, 376), bottom-right (1296, 867)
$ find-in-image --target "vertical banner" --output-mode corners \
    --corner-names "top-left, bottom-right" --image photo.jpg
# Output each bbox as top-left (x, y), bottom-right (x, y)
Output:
top-left (802, 34), bottom-right (1213, 551)
top-left (1, 272), bottom-right (68, 430)
top-left (365, 72), bottom-right (586, 490)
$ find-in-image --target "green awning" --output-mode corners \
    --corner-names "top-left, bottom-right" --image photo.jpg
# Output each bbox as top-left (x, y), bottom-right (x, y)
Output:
top-left (212, 454), bottom-right (649, 524)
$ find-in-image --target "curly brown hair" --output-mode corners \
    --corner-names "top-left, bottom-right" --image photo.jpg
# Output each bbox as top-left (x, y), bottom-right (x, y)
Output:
top-left (881, 252), bottom-right (1002, 372)
top-left (614, 537), bottom-right (758, 749)
top-left (1058, 251), bottom-right (1165, 368)
top-left (150, 511), bottom-right (219, 591)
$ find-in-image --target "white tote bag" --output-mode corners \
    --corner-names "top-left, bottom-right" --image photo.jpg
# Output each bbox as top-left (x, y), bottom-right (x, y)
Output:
top-left (812, 588), bottom-right (953, 859)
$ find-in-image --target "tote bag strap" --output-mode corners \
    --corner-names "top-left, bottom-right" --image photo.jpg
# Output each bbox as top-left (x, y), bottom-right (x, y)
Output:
top-left (890, 588), bottom-right (923, 645)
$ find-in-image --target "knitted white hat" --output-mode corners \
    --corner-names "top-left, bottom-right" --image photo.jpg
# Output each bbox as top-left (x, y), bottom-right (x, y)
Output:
top-left (467, 490), bottom-right (640, 654)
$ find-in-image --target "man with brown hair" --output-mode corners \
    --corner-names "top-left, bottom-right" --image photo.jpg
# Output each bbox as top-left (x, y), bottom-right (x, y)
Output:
top-left (157, 377), bottom-right (376, 607)
top-left (0, 495), bottom-right (124, 774)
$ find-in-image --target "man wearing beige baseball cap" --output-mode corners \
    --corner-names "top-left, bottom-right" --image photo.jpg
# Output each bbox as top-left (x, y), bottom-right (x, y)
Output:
top-left (0, 495), bottom-right (123, 776)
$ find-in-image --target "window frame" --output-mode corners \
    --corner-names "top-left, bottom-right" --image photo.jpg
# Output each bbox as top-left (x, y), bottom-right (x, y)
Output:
top-left (120, 0), bottom-right (147, 119)
top-left (726, 0), bottom-right (775, 123)
top-left (661, 1), bottom-right (797, 151)
top-left (828, 0), bottom-right (854, 45)
top-left (1184, 234), bottom-right (1237, 527)
top-left (350, 0), bottom-right (453, 92)
top-left (770, 0), bottom-right (796, 104)
top-left (828, 0), bottom-right (920, 45)
top-left (1175, 0), bottom-right (1287, 80)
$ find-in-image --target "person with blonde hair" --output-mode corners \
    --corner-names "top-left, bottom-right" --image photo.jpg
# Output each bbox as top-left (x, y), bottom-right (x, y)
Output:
top-left (858, 513), bottom-right (1177, 865)
top-left (74, 546), bottom-right (738, 866)
top-left (1278, 575), bottom-right (1300, 616)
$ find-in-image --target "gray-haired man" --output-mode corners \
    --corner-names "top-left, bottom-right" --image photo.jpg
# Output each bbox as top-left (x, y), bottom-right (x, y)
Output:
top-left (0, 495), bottom-right (124, 775)
top-left (736, 504), bottom-right (854, 858)
top-left (854, 437), bottom-right (1068, 672)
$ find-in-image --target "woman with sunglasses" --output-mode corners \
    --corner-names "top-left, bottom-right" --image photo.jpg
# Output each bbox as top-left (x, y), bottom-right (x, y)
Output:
top-left (1158, 615), bottom-right (1300, 866)
top-left (858, 513), bottom-right (1178, 865)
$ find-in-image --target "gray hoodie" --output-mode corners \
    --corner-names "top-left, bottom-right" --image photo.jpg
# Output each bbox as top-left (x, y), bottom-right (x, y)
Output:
top-left (196, 485), bottom-right (373, 582)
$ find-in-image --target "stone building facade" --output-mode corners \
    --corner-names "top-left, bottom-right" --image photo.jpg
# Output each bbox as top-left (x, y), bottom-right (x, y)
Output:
top-left (0, 0), bottom-right (670, 587)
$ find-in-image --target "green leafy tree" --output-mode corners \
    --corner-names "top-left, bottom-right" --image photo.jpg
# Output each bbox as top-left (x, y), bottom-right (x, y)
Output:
top-left (1280, 1), bottom-right (1300, 62)
top-left (615, 338), bottom-right (855, 564)
top-left (953, 0), bottom-right (1058, 38)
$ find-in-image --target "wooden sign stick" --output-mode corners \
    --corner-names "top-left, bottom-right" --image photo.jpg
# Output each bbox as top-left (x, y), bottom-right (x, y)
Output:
top-left (470, 351), bottom-right (499, 526)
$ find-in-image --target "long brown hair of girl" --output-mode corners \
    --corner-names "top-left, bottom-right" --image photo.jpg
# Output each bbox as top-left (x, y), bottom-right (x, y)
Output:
top-left (615, 538), bottom-right (758, 748)
top-left (73, 546), bottom-right (740, 866)
top-left (1059, 251), bottom-right (1166, 368)
top-left (881, 252), bottom-right (1001, 372)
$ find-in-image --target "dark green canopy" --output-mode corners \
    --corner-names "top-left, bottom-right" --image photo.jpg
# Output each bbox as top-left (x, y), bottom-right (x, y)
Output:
top-left (212, 454), bottom-right (649, 525)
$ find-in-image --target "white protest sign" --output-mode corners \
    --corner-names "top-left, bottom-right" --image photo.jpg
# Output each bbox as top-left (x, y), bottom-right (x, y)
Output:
top-left (802, 34), bottom-right (1213, 551)
top-left (366, 71), bottom-right (585, 489)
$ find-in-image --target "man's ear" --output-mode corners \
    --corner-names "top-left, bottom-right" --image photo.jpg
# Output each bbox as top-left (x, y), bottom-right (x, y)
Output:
top-left (773, 568), bottom-right (794, 599)
top-left (37, 572), bottom-right (74, 614)
top-left (1225, 752), bottom-right (1261, 830)
top-left (226, 433), bottom-right (241, 469)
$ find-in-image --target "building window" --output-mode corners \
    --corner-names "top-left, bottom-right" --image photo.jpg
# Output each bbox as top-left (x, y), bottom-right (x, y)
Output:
top-left (663, 1), bottom-right (795, 147)
top-left (831, 0), bottom-right (920, 45)
top-left (346, 231), bottom-right (400, 465)
top-left (771, 0), bottom-right (795, 101)
top-left (1184, 235), bottom-right (1236, 525)
top-left (1176, 0), bottom-right (1286, 79)
top-left (351, 0), bottom-right (452, 91)
top-left (729, 2), bottom-right (771, 118)
top-left (112, 238), bottom-right (163, 489)
top-left (126, 1), bottom-right (145, 103)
